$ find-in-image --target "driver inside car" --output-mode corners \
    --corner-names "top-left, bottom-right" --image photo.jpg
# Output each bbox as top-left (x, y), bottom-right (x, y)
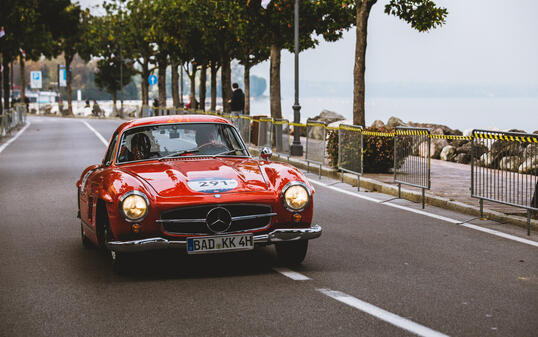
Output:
top-left (130, 133), bottom-right (151, 161)
top-left (194, 126), bottom-right (228, 154)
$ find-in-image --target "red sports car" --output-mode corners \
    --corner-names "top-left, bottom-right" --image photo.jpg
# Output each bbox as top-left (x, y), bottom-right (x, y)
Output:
top-left (77, 115), bottom-right (321, 271)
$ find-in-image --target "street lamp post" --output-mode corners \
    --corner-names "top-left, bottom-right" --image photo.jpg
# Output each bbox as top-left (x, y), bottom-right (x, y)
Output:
top-left (290, 0), bottom-right (303, 156)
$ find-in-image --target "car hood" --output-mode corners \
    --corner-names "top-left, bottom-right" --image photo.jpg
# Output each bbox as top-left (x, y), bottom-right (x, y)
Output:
top-left (119, 157), bottom-right (269, 197)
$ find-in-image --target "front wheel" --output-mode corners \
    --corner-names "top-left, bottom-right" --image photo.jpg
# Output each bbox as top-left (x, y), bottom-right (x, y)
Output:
top-left (81, 222), bottom-right (93, 249)
top-left (275, 240), bottom-right (308, 266)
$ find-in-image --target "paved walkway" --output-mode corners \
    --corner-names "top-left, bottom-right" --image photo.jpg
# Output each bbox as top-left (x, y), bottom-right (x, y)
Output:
top-left (365, 159), bottom-right (535, 218)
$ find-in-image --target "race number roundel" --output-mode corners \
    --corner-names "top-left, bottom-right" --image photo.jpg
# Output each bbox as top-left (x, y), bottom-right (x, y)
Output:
top-left (187, 178), bottom-right (238, 193)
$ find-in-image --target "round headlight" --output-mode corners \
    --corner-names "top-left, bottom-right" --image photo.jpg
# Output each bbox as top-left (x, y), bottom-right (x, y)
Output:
top-left (283, 183), bottom-right (310, 211)
top-left (120, 193), bottom-right (148, 221)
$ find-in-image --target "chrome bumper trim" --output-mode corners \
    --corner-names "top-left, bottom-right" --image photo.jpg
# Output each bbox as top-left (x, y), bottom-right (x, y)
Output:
top-left (106, 225), bottom-right (322, 253)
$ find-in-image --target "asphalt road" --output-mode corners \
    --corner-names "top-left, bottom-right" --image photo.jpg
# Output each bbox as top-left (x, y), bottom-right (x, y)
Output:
top-left (0, 116), bottom-right (537, 337)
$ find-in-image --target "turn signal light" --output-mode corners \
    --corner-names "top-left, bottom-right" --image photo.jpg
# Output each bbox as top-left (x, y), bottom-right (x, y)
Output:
top-left (292, 213), bottom-right (302, 223)
top-left (131, 223), bottom-right (141, 233)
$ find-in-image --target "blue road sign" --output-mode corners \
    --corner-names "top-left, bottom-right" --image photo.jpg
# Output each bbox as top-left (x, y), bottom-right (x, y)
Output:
top-left (148, 75), bottom-right (158, 85)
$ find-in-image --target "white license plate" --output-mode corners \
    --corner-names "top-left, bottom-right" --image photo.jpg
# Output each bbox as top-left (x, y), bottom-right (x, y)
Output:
top-left (186, 234), bottom-right (254, 254)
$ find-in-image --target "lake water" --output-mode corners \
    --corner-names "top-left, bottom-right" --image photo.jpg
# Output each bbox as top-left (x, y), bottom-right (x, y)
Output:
top-left (250, 96), bottom-right (538, 133)
top-left (73, 95), bottom-right (537, 133)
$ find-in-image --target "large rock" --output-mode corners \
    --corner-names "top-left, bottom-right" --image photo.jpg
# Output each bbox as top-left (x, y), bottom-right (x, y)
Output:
top-left (371, 120), bottom-right (385, 128)
top-left (387, 116), bottom-right (406, 128)
top-left (522, 143), bottom-right (538, 159)
top-left (454, 153), bottom-right (471, 164)
top-left (431, 128), bottom-right (445, 135)
top-left (463, 129), bottom-right (473, 137)
top-left (499, 156), bottom-right (521, 172)
top-left (456, 141), bottom-right (488, 158)
top-left (430, 138), bottom-right (449, 159)
top-left (519, 155), bottom-right (538, 174)
top-left (440, 145), bottom-right (456, 161)
top-left (327, 119), bottom-right (353, 129)
top-left (408, 122), bottom-right (454, 135)
top-left (480, 152), bottom-right (494, 167)
top-left (310, 109), bottom-right (345, 125)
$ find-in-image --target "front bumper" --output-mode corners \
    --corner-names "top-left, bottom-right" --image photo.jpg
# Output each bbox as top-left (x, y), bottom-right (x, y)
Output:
top-left (106, 225), bottom-right (322, 253)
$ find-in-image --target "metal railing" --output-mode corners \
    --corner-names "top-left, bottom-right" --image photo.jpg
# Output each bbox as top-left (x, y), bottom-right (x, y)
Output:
top-left (471, 129), bottom-right (538, 234)
top-left (305, 119), bottom-right (327, 179)
top-left (1, 105), bottom-right (27, 137)
top-left (274, 118), bottom-right (291, 161)
top-left (394, 126), bottom-right (431, 208)
top-left (257, 117), bottom-right (273, 149)
top-left (338, 124), bottom-right (363, 190)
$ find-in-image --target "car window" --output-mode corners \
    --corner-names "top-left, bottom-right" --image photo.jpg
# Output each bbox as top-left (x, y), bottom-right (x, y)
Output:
top-left (116, 123), bottom-right (248, 163)
top-left (103, 133), bottom-right (118, 166)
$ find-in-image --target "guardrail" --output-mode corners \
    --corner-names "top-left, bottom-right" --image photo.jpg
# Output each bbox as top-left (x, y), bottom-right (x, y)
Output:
top-left (274, 118), bottom-right (291, 161)
top-left (31, 106), bottom-right (535, 233)
top-left (1, 105), bottom-right (27, 137)
top-left (394, 127), bottom-right (431, 208)
top-left (338, 124), bottom-right (363, 190)
top-left (471, 129), bottom-right (538, 235)
top-left (305, 119), bottom-right (327, 179)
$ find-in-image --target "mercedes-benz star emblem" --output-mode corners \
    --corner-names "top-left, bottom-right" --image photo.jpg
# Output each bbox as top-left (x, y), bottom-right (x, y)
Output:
top-left (206, 207), bottom-right (232, 233)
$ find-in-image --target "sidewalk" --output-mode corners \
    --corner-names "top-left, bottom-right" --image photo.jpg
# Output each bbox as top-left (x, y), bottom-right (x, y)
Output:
top-left (256, 147), bottom-right (538, 231)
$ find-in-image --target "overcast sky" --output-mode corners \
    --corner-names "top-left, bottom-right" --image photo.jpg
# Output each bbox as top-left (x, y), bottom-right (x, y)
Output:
top-left (79, 0), bottom-right (538, 87)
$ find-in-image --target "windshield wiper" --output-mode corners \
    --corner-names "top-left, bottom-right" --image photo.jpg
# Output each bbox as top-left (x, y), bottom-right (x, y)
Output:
top-left (159, 149), bottom-right (199, 160)
top-left (212, 149), bottom-right (243, 157)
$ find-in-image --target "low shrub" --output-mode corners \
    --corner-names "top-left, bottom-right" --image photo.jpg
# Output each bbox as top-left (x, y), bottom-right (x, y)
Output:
top-left (326, 126), bottom-right (396, 173)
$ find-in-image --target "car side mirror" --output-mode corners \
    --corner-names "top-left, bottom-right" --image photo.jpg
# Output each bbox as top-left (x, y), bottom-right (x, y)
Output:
top-left (260, 147), bottom-right (272, 161)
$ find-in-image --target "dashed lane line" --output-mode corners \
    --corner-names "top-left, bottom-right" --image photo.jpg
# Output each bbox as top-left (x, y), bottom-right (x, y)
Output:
top-left (273, 267), bottom-right (311, 280)
top-left (82, 121), bottom-right (451, 336)
top-left (82, 120), bottom-right (108, 146)
top-left (318, 288), bottom-right (449, 337)
top-left (0, 122), bottom-right (31, 155)
top-left (308, 178), bottom-right (538, 248)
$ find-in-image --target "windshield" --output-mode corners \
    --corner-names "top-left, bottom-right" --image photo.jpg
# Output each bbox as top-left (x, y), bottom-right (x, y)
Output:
top-left (116, 123), bottom-right (248, 164)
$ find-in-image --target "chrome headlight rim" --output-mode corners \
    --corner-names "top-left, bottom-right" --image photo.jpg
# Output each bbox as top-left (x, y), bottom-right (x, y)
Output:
top-left (281, 181), bottom-right (311, 212)
top-left (119, 190), bottom-right (150, 222)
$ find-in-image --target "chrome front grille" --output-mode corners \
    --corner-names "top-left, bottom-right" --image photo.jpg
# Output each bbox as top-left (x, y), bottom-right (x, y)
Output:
top-left (159, 204), bottom-right (275, 235)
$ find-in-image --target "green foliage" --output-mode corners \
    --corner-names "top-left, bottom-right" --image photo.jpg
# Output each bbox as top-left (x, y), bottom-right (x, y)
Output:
top-left (362, 127), bottom-right (395, 173)
top-left (94, 58), bottom-right (136, 98)
top-left (326, 126), bottom-right (396, 173)
top-left (327, 130), bottom-right (339, 169)
top-left (384, 0), bottom-right (448, 32)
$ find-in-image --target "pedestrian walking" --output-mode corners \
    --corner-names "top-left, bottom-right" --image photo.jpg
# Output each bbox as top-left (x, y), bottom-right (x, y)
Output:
top-left (228, 82), bottom-right (245, 116)
top-left (151, 97), bottom-right (159, 116)
top-left (84, 98), bottom-right (90, 108)
top-left (92, 100), bottom-right (102, 118)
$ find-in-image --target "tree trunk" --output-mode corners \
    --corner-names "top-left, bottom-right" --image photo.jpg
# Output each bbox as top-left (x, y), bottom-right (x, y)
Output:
top-left (199, 64), bottom-right (207, 111)
top-left (352, 0), bottom-right (375, 127)
top-left (221, 56), bottom-right (231, 114)
top-left (157, 53), bottom-right (167, 114)
top-left (269, 43), bottom-right (282, 119)
top-left (65, 53), bottom-right (74, 115)
top-left (179, 63), bottom-right (184, 106)
top-left (141, 59), bottom-right (149, 105)
top-left (171, 60), bottom-right (179, 109)
top-left (19, 56), bottom-right (26, 104)
top-left (3, 58), bottom-right (9, 110)
top-left (210, 63), bottom-right (218, 112)
top-left (112, 91), bottom-right (117, 114)
top-left (189, 62), bottom-right (197, 110)
top-left (244, 62), bottom-right (251, 115)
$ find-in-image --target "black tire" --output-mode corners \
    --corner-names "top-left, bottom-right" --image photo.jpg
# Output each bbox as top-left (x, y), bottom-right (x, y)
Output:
top-left (275, 240), bottom-right (308, 266)
top-left (81, 222), bottom-right (93, 249)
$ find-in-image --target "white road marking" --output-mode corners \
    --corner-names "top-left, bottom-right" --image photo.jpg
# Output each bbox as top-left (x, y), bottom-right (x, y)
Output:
top-left (309, 178), bottom-right (538, 248)
top-left (82, 120), bottom-right (108, 146)
top-left (318, 288), bottom-right (449, 337)
top-left (273, 267), bottom-right (311, 281)
top-left (0, 122), bottom-right (31, 155)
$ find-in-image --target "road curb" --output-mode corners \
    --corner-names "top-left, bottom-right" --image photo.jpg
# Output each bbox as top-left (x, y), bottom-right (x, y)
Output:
top-left (251, 148), bottom-right (538, 231)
